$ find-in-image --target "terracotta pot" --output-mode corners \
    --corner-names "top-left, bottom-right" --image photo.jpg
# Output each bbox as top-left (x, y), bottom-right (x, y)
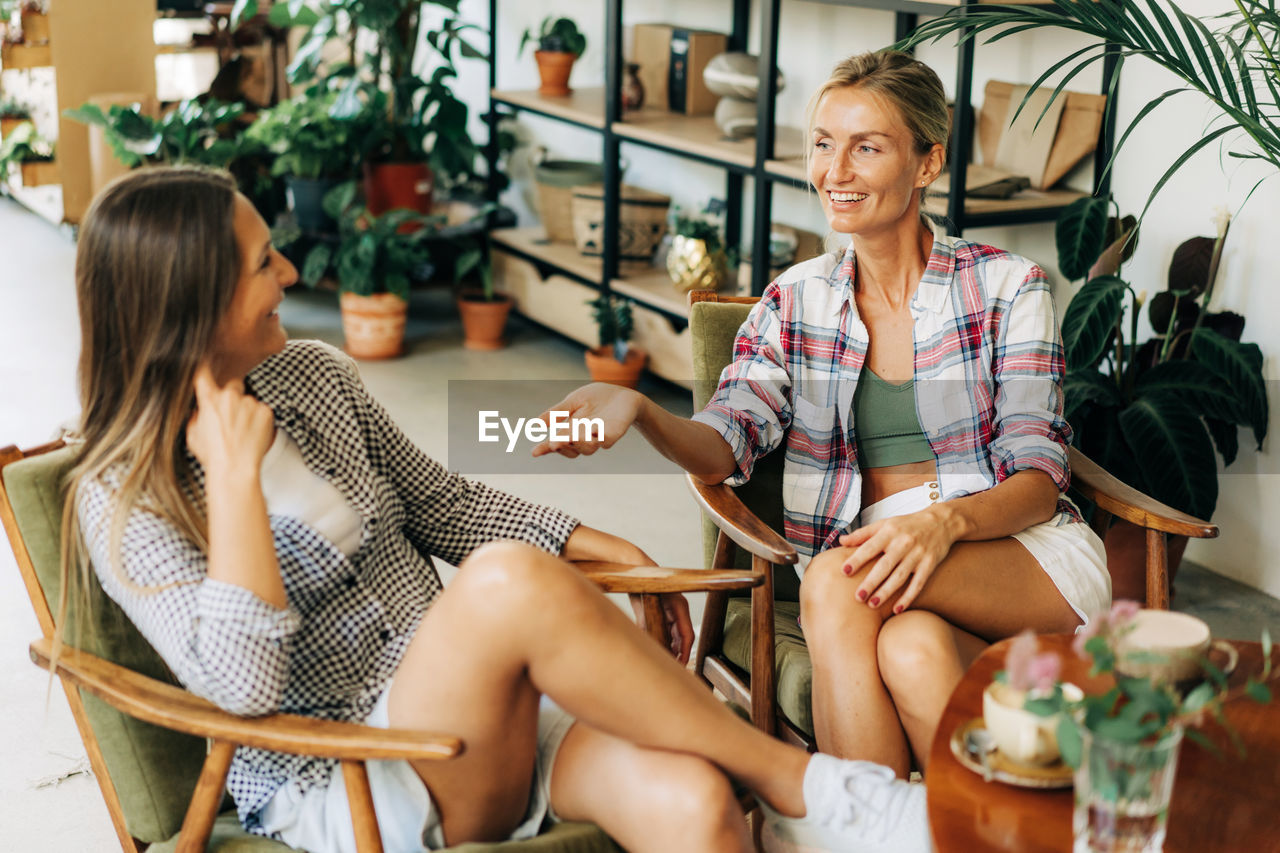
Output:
top-left (340, 292), bottom-right (407, 360)
top-left (1104, 517), bottom-right (1189, 605)
top-left (534, 50), bottom-right (576, 97)
top-left (20, 10), bottom-right (49, 45)
top-left (457, 291), bottom-right (513, 350)
top-left (584, 345), bottom-right (647, 389)
top-left (362, 161), bottom-right (433, 220)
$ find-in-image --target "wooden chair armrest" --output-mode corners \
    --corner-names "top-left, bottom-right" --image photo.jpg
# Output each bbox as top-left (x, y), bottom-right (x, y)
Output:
top-left (574, 561), bottom-right (763, 593)
top-left (686, 474), bottom-right (797, 564)
top-left (1068, 447), bottom-right (1218, 539)
top-left (29, 637), bottom-right (461, 762)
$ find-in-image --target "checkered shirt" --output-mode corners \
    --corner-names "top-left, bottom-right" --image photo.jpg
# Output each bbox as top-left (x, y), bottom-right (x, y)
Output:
top-left (77, 339), bottom-right (580, 829)
top-left (692, 236), bottom-right (1081, 560)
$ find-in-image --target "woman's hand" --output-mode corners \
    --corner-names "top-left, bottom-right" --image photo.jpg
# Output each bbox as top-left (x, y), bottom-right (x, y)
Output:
top-left (186, 363), bottom-right (275, 481)
top-left (629, 592), bottom-right (694, 664)
top-left (836, 505), bottom-right (962, 613)
top-left (530, 383), bottom-right (644, 458)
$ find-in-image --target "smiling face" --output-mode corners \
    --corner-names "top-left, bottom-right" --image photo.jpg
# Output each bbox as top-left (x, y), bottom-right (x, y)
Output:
top-left (209, 193), bottom-right (298, 380)
top-left (808, 84), bottom-right (944, 239)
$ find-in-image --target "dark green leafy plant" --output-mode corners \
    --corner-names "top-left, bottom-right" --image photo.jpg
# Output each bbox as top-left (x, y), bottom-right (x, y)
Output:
top-left (519, 16), bottom-right (587, 58)
top-left (243, 90), bottom-right (359, 180)
top-left (673, 211), bottom-right (723, 251)
top-left (292, 180), bottom-right (442, 300)
top-left (0, 95), bottom-right (32, 119)
top-left (901, 0), bottom-right (1280, 217)
top-left (1055, 196), bottom-right (1267, 520)
top-left (64, 99), bottom-right (245, 168)
top-left (587, 294), bottom-right (634, 362)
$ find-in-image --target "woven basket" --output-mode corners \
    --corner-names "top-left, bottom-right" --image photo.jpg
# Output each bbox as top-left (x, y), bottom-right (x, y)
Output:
top-left (571, 184), bottom-right (671, 265)
top-left (534, 160), bottom-right (604, 243)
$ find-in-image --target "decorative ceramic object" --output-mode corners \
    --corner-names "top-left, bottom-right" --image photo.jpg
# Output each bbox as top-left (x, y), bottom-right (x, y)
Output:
top-left (622, 62), bottom-right (645, 111)
top-left (702, 52), bottom-right (786, 99)
top-left (667, 235), bottom-right (727, 293)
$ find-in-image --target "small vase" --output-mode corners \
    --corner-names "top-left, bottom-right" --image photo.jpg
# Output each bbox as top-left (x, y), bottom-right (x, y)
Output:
top-left (622, 62), bottom-right (645, 111)
top-left (667, 235), bottom-right (727, 293)
top-left (1072, 725), bottom-right (1183, 853)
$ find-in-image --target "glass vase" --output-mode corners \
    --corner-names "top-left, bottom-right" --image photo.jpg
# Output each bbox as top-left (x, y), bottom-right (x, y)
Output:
top-left (1072, 725), bottom-right (1183, 852)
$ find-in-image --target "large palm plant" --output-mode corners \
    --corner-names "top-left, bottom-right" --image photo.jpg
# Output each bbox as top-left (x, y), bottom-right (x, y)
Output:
top-left (902, 1), bottom-right (1275, 520)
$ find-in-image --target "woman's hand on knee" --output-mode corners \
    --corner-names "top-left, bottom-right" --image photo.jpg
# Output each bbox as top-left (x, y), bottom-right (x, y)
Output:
top-left (837, 506), bottom-right (960, 613)
top-left (530, 384), bottom-right (644, 458)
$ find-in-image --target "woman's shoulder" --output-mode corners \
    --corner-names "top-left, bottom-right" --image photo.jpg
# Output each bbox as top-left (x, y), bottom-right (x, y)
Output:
top-left (946, 236), bottom-right (1047, 292)
top-left (772, 250), bottom-right (845, 290)
top-left (250, 339), bottom-right (361, 399)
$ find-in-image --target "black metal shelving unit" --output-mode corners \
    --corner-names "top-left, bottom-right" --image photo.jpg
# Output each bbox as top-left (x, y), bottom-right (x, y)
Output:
top-left (482, 0), bottom-right (1120, 352)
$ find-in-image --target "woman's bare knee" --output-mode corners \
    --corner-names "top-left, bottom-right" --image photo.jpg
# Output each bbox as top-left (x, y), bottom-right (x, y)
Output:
top-left (645, 757), bottom-right (745, 852)
top-left (801, 547), bottom-right (889, 640)
top-left (877, 611), bottom-right (956, 691)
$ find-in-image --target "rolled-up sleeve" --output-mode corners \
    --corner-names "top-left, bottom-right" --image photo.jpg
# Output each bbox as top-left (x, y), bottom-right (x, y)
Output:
top-left (691, 289), bottom-right (793, 486)
top-left (988, 266), bottom-right (1072, 491)
top-left (79, 479), bottom-right (301, 716)
top-left (327, 348), bottom-right (580, 564)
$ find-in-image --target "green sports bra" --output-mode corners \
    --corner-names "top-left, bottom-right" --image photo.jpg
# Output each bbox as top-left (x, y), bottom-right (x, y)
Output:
top-left (853, 369), bottom-right (935, 468)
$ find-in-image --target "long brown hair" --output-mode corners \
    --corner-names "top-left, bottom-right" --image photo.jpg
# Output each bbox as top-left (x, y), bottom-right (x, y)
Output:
top-left (57, 166), bottom-right (240, 655)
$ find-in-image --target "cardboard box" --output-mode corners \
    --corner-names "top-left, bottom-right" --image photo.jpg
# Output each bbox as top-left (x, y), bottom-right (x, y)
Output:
top-left (633, 24), bottom-right (727, 116)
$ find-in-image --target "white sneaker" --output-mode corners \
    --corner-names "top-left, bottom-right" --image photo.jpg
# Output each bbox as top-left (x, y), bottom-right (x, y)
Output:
top-left (759, 754), bottom-right (933, 853)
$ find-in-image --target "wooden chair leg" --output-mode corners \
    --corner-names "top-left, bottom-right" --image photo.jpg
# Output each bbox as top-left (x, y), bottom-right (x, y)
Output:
top-left (342, 759), bottom-right (385, 853)
top-left (694, 532), bottom-right (736, 681)
top-left (1146, 528), bottom-right (1169, 611)
top-left (749, 554), bottom-right (776, 736)
top-left (175, 740), bottom-right (236, 853)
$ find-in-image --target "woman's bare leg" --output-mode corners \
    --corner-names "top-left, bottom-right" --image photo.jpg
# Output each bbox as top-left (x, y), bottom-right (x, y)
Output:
top-left (387, 541), bottom-right (808, 845)
top-left (802, 537), bottom-right (1081, 771)
top-left (550, 723), bottom-right (752, 853)
top-left (876, 611), bottom-right (987, 770)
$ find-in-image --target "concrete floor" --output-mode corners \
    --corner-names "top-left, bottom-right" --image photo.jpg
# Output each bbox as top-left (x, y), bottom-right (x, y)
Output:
top-left (2, 195), bottom-right (1278, 850)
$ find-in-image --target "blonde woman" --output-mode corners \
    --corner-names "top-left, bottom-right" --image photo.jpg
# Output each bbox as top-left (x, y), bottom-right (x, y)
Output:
top-left (61, 166), bottom-right (931, 853)
top-left (534, 51), bottom-right (1111, 776)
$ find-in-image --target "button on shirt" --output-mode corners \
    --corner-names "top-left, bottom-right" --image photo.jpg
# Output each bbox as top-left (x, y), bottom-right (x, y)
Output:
top-left (78, 340), bottom-right (580, 830)
top-left (692, 236), bottom-right (1081, 560)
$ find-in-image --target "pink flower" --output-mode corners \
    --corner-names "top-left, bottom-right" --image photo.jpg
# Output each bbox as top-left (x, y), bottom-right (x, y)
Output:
top-left (1028, 652), bottom-right (1062, 692)
top-left (1109, 600), bottom-right (1140, 628)
top-left (1073, 616), bottom-right (1103, 658)
top-left (1005, 630), bottom-right (1039, 691)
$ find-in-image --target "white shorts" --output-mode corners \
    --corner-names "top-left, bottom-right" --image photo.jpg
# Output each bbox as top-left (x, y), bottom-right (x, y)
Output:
top-left (849, 483), bottom-right (1112, 627)
top-left (257, 688), bottom-right (577, 853)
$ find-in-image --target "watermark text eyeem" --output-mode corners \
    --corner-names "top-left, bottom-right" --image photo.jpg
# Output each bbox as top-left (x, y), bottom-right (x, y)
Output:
top-left (478, 410), bottom-right (605, 453)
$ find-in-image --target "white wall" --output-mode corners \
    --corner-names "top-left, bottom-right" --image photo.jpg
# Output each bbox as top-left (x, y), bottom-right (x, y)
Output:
top-left (441, 0), bottom-right (1280, 595)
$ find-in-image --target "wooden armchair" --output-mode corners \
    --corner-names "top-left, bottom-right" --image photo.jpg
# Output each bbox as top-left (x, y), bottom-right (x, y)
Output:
top-left (684, 291), bottom-right (1219, 747)
top-left (1, 440), bottom-right (760, 853)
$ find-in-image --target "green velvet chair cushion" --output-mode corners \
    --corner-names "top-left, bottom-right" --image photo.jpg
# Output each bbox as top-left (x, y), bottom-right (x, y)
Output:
top-left (720, 599), bottom-right (814, 738)
top-left (688, 301), bottom-right (796, 603)
top-left (5, 446), bottom-right (206, 843)
top-left (146, 813), bottom-right (620, 853)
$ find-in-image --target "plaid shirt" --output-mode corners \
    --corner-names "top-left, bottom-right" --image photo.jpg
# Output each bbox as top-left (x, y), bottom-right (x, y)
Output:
top-left (78, 340), bottom-right (579, 830)
top-left (693, 236), bottom-right (1080, 560)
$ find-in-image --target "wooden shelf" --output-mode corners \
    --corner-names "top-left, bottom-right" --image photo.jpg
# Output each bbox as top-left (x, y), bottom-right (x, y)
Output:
top-left (491, 226), bottom-right (727, 319)
top-left (19, 160), bottom-right (58, 187)
top-left (491, 88), bottom-right (605, 129)
top-left (765, 155), bottom-right (1087, 220)
top-left (0, 42), bottom-right (53, 69)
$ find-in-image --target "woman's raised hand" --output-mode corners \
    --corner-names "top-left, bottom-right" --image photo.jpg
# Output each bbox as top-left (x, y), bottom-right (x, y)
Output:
top-left (530, 383), bottom-right (645, 459)
top-left (186, 363), bottom-right (276, 479)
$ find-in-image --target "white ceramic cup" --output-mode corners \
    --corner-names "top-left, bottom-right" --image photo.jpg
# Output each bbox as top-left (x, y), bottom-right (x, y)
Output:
top-left (982, 680), bottom-right (1084, 766)
top-left (1114, 609), bottom-right (1238, 684)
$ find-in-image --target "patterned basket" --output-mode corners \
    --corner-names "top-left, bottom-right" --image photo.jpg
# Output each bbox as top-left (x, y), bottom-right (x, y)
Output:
top-left (571, 184), bottom-right (671, 265)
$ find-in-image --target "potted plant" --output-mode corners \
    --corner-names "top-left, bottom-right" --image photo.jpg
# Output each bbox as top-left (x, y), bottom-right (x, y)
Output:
top-left (1052, 197), bottom-right (1267, 599)
top-left (584, 294), bottom-right (646, 388)
top-left (64, 98), bottom-right (245, 168)
top-left (0, 0), bottom-right (46, 44)
top-left (995, 604), bottom-right (1275, 852)
top-left (667, 209), bottom-right (729, 293)
top-left (454, 239), bottom-right (513, 350)
top-left (0, 120), bottom-right (55, 186)
top-left (292, 181), bottom-right (439, 359)
top-left (0, 95), bottom-right (32, 138)
top-left (244, 88), bottom-right (359, 232)
top-left (519, 16), bottom-right (587, 97)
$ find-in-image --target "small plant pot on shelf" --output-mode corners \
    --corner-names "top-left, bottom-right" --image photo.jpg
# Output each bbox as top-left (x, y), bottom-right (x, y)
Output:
top-left (363, 161), bottom-right (433, 220)
top-left (534, 50), bottom-right (576, 96)
top-left (584, 346), bottom-right (647, 389)
top-left (457, 290), bottom-right (513, 350)
top-left (340, 292), bottom-right (407, 360)
top-left (20, 160), bottom-right (58, 187)
top-left (0, 117), bottom-right (27, 138)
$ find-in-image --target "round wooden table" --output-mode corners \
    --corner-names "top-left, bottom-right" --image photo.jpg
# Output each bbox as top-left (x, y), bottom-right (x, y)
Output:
top-left (927, 635), bottom-right (1279, 852)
